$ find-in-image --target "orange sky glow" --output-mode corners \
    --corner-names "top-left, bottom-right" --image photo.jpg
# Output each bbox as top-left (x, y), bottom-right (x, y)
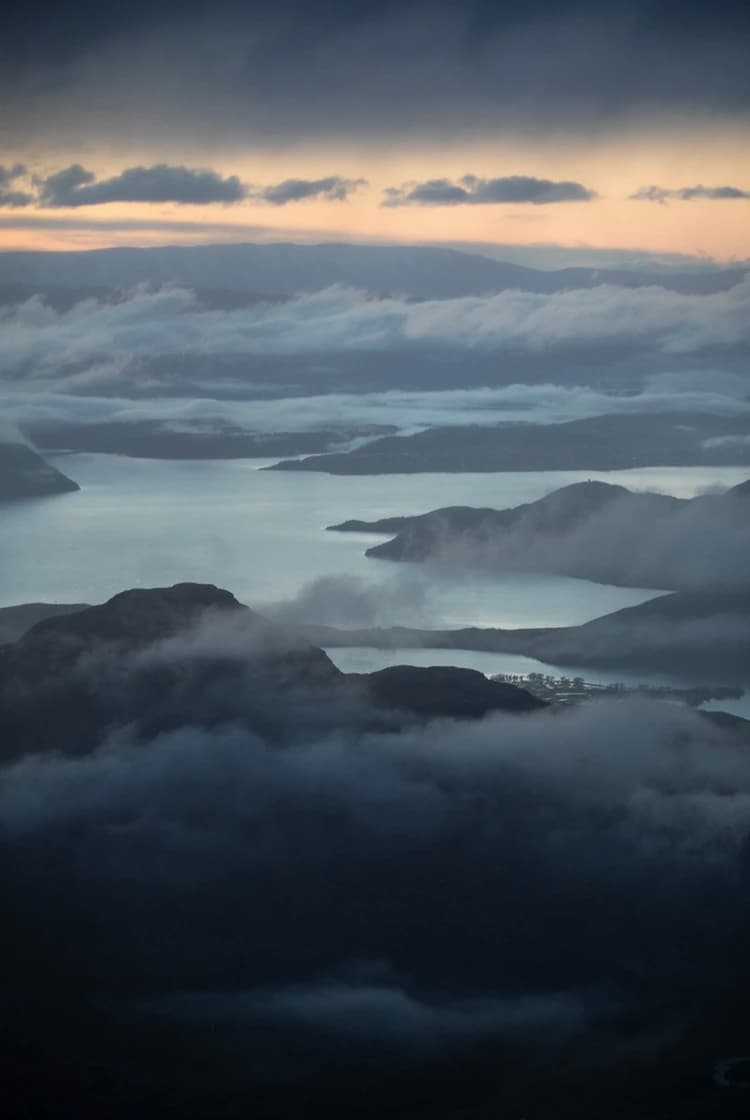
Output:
top-left (2, 128), bottom-right (749, 258)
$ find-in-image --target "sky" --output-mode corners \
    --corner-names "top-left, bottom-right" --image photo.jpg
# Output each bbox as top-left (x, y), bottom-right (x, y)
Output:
top-left (1, 0), bottom-right (749, 259)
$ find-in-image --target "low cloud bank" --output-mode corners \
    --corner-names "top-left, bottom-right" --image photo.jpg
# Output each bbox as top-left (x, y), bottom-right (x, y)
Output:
top-left (5, 376), bottom-right (749, 438)
top-left (2, 280), bottom-right (750, 390)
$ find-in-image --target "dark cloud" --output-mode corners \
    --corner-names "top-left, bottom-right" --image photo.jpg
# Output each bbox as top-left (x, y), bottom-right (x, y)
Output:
top-left (256, 175), bottom-right (367, 205)
top-left (0, 163), bottom-right (33, 208)
top-left (0, 163), bottom-right (27, 186)
top-left (2, 3), bottom-right (750, 147)
top-left (15, 167), bottom-right (367, 210)
top-left (383, 175), bottom-right (596, 207)
top-left (37, 163), bottom-right (248, 207)
top-left (632, 184), bottom-right (750, 203)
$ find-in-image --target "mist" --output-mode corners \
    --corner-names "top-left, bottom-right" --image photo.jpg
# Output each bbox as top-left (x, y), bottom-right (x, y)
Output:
top-left (365, 483), bottom-right (750, 592)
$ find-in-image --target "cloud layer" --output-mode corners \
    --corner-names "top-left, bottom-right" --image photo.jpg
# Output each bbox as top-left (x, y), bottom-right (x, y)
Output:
top-left (3, 1), bottom-right (750, 148)
top-left (2, 279), bottom-right (749, 392)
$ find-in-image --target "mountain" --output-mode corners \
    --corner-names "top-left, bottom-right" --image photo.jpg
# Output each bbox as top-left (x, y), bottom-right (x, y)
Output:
top-left (0, 583), bottom-right (540, 761)
top-left (0, 442), bottom-right (80, 500)
top-left (330, 480), bottom-right (677, 559)
top-left (327, 478), bottom-right (750, 591)
top-left (268, 411), bottom-right (750, 474)
top-left (0, 242), bottom-right (744, 300)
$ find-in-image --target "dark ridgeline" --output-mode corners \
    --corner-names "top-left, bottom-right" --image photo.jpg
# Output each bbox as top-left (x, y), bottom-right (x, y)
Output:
top-left (0, 583), bottom-right (541, 762)
top-left (269, 412), bottom-right (750, 474)
top-left (1, 242), bottom-right (744, 300)
top-left (24, 419), bottom-right (398, 460)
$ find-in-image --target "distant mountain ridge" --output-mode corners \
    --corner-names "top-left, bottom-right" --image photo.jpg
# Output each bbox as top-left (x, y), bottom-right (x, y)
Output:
top-left (269, 412), bottom-right (750, 474)
top-left (0, 242), bottom-right (744, 300)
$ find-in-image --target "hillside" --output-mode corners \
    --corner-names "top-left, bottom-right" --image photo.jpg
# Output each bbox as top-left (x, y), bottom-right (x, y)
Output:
top-left (327, 478), bottom-right (750, 591)
top-left (0, 443), bottom-right (80, 500)
top-left (0, 583), bottom-right (540, 761)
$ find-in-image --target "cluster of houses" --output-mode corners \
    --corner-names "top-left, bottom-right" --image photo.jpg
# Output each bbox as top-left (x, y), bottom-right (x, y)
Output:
top-left (492, 672), bottom-right (741, 708)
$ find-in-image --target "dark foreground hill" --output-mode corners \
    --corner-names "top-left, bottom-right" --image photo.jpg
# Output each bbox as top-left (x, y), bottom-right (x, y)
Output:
top-left (0, 583), bottom-right (540, 761)
top-left (0, 442), bottom-right (80, 500)
top-left (2, 584), bottom-right (750, 1120)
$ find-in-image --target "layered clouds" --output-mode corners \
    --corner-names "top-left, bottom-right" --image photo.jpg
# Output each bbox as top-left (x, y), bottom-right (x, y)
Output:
top-left (2, 280), bottom-right (750, 388)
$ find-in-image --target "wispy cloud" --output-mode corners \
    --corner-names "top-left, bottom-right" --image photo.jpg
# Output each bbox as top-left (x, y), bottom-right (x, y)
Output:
top-left (631, 184), bottom-right (750, 204)
top-left (254, 176), bottom-right (367, 206)
top-left (0, 163), bottom-right (34, 208)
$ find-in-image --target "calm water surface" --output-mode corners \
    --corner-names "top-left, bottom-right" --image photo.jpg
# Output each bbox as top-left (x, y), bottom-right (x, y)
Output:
top-left (1, 457), bottom-right (746, 634)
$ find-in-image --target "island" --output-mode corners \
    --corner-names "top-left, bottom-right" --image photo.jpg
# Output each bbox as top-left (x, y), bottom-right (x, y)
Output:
top-left (267, 411), bottom-right (750, 474)
top-left (0, 442), bottom-right (80, 500)
top-left (327, 478), bottom-right (750, 591)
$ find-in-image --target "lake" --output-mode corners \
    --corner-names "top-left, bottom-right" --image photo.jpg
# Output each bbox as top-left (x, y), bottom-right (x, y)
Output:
top-left (2, 455), bottom-right (747, 695)
top-left (2, 456), bottom-right (747, 629)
